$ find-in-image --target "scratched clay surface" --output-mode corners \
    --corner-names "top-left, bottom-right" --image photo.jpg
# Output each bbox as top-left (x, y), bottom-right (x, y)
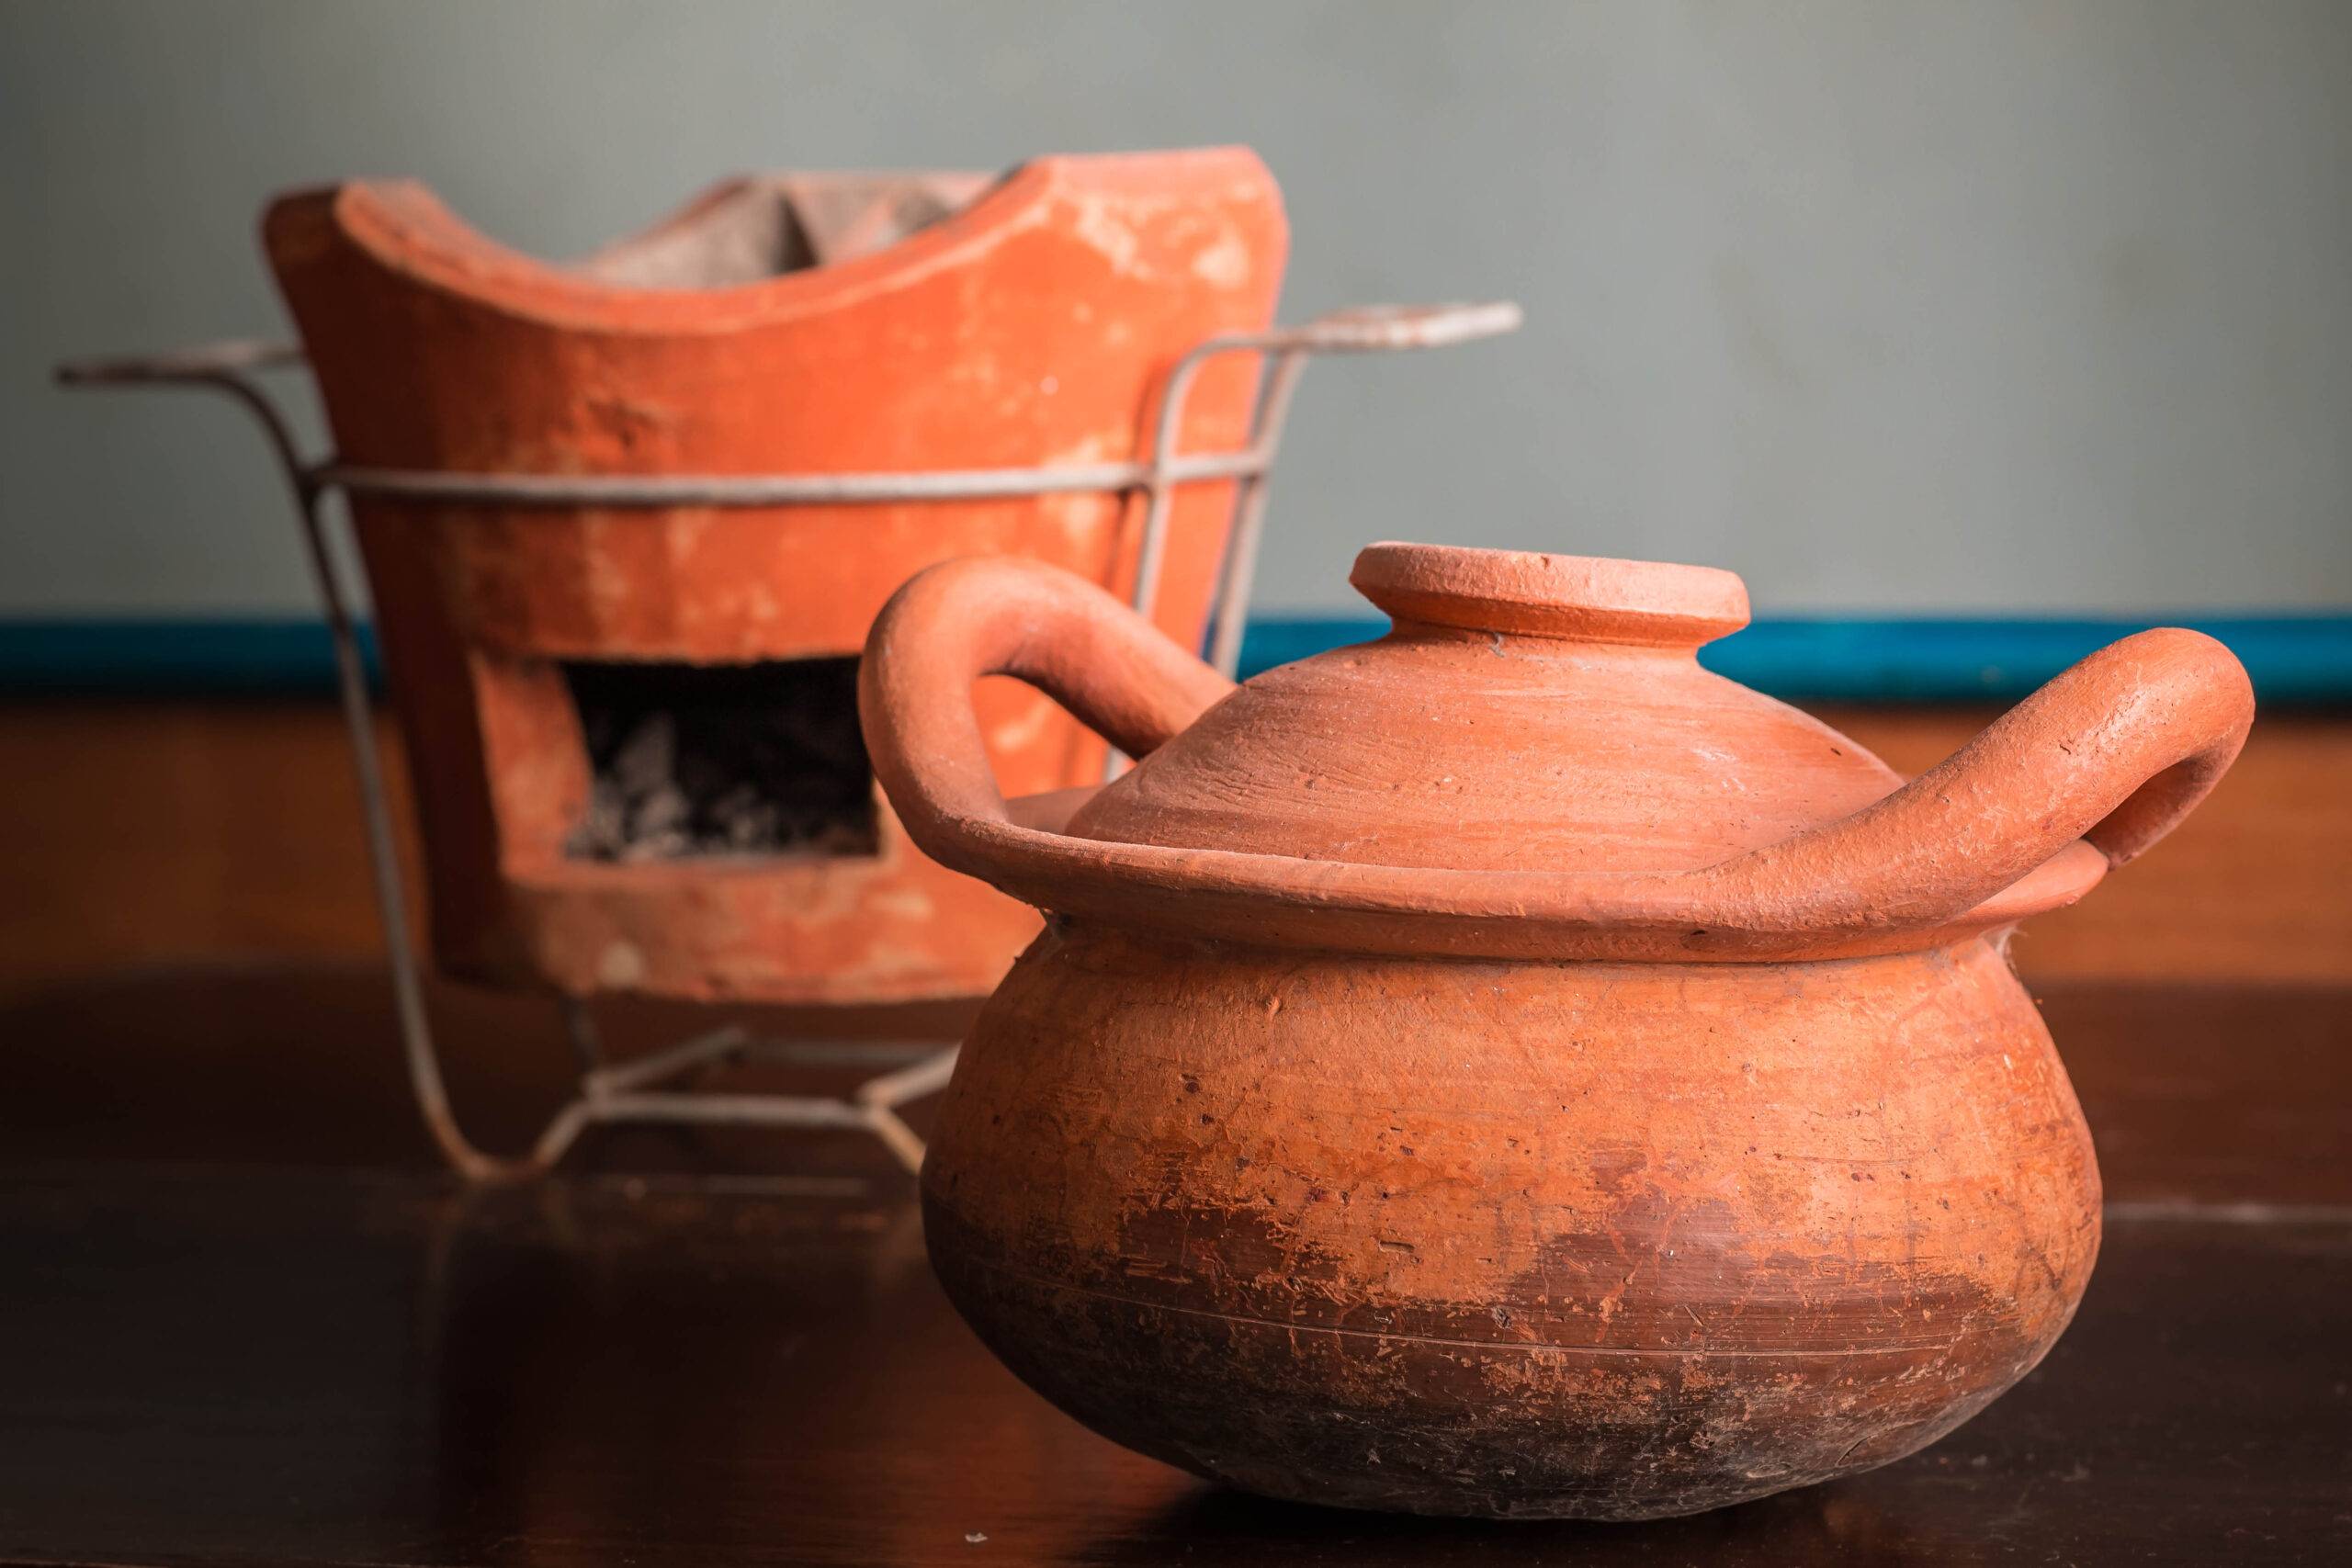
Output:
top-left (859, 541), bottom-right (2254, 1517)
top-left (262, 149), bottom-right (1286, 1004)
top-left (926, 931), bottom-right (2099, 1518)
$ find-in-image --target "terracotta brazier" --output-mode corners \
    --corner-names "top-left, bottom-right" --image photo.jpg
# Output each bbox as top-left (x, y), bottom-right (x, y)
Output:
top-left (263, 149), bottom-right (1285, 1005)
top-left (858, 544), bottom-right (2254, 1519)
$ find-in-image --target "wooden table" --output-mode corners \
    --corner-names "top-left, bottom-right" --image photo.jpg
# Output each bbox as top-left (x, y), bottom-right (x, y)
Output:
top-left (0, 971), bottom-right (2346, 1565)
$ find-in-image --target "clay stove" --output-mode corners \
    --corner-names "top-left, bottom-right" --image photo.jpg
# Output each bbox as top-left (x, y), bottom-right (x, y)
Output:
top-left (260, 150), bottom-right (1297, 1009)
top-left (60, 148), bottom-right (1518, 1178)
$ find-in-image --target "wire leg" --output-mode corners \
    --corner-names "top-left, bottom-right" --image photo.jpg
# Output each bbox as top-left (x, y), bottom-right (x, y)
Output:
top-left (861, 1104), bottom-right (930, 1176)
top-left (292, 489), bottom-right (526, 1182)
top-left (1207, 350), bottom-right (1310, 677)
top-left (583, 1025), bottom-right (752, 1098)
top-left (854, 1045), bottom-right (957, 1176)
top-left (560, 997), bottom-right (604, 1075)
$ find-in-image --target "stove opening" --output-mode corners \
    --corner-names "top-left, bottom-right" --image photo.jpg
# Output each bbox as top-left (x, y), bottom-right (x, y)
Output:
top-left (562, 656), bottom-right (878, 863)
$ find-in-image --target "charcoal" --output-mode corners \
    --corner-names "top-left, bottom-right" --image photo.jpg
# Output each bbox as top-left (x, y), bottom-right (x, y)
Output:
top-left (560, 656), bottom-right (878, 863)
top-left (610, 712), bottom-right (676, 799)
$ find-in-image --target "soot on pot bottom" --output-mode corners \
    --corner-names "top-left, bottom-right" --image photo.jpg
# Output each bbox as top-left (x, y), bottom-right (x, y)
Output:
top-left (563, 657), bottom-right (878, 863)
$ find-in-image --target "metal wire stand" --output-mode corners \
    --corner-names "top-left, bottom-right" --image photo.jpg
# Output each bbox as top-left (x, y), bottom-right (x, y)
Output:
top-left (56, 300), bottom-right (1521, 1182)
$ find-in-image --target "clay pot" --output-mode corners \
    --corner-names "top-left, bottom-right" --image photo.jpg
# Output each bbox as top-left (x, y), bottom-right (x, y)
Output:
top-left (858, 543), bottom-right (2254, 1519)
top-left (263, 149), bottom-right (1286, 1004)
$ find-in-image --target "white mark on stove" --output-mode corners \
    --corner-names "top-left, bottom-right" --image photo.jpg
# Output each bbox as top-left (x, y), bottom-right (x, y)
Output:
top-left (597, 942), bottom-right (647, 989)
top-left (1192, 231), bottom-right (1250, 288)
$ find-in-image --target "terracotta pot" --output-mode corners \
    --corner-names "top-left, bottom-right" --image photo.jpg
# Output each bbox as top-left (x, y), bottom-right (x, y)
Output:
top-left (262, 149), bottom-right (1286, 1004)
top-left (858, 543), bottom-right (2254, 1519)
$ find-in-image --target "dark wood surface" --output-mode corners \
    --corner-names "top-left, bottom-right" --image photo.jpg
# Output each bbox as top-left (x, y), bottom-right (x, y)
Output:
top-left (0, 968), bottom-right (2346, 1565)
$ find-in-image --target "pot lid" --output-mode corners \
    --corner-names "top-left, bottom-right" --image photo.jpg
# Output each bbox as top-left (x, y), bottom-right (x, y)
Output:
top-left (1063, 544), bottom-right (1910, 876)
top-left (862, 544), bottom-right (2249, 964)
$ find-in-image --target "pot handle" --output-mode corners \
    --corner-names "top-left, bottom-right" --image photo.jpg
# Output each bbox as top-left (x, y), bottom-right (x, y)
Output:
top-left (1703, 628), bottom-right (2254, 927)
top-left (859, 557), bottom-right (1236, 874)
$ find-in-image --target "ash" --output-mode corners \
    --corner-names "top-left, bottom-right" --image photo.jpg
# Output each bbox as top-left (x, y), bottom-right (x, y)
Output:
top-left (563, 657), bottom-right (878, 863)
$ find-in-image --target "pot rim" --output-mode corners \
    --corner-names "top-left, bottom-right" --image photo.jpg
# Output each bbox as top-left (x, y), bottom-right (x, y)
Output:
top-left (965, 784), bottom-right (2110, 963)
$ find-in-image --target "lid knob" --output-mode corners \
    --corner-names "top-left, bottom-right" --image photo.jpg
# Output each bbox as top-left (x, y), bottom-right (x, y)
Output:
top-left (1350, 543), bottom-right (1750, 648)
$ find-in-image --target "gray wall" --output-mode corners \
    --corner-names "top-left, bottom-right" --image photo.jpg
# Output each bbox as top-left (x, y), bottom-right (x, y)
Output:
top-left (5, 0), bottom-right (2348, 618)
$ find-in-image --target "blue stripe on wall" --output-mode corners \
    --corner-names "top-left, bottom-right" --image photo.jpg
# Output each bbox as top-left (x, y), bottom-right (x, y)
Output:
top-left (0, 619), bottom-right (386, 696)
top-left (1, 615), bottom-right (2347, 705)
top-left (1238, 615), bottom-right (2352, 704)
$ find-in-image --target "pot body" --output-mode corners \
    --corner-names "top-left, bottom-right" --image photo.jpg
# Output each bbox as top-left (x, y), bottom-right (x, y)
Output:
top-left (923, 923), bottom-right (2099, 1519)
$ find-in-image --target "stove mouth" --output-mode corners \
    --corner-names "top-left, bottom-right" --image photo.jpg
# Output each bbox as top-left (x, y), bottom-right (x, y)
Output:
top-left (560, 656), bottom-right (879, 863)
top-left (570, 173), bottom-right (991, 290)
